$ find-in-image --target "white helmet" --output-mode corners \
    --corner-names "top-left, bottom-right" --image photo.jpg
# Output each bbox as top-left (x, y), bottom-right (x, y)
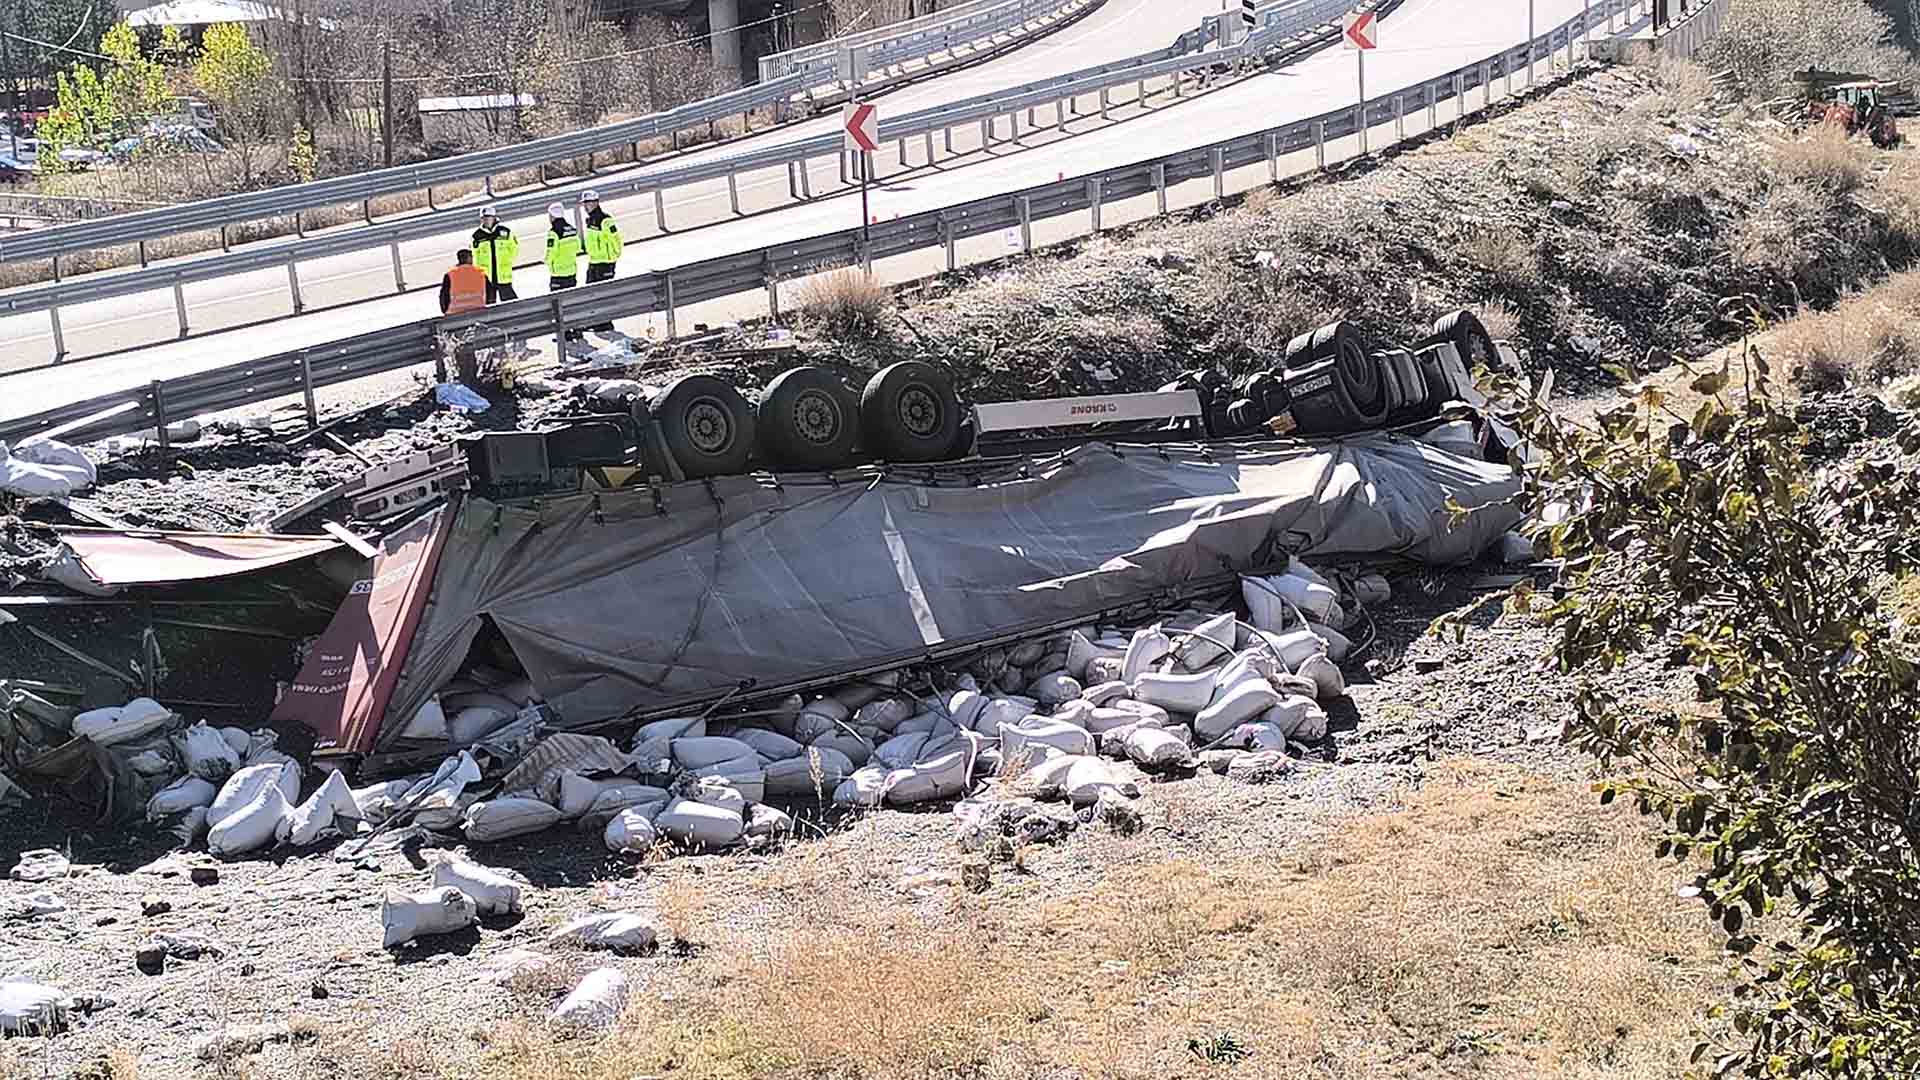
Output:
top-left (582, 189), bottom-right (601, 202)
top-left (479, 204), bottom-right (497, 219)
top-left (547, 202), bottom-right (565, 218)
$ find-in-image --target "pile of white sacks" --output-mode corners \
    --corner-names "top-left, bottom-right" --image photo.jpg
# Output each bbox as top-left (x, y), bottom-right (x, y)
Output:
top-left (351, 561), bottom-right (1368, 858)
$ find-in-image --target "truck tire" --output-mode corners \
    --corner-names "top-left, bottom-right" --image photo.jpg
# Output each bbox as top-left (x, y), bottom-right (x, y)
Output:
top-left (1282, 328), bottom-right (1390, 436)
top-left (1418, 309), bottom-right (1499, 374)
top-left (861, 361), bottom-right (961, 462)
top-left (758, 366), bottom-right (860, 469)
top-left (657, 374), bottom-right (756, 479)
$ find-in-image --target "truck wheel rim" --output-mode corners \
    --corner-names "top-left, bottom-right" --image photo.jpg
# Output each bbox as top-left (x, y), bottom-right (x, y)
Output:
top-left (686, 397), bottom-right (734, 454)
top-left (899, 385), bottom-right (941, 438)
top-left (794, 389), bottom-right (843, 446)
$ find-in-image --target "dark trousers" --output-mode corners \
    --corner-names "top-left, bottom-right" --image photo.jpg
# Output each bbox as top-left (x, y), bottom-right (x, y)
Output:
top-left (550, 274), bottom-right (582, 341)
top-left (585, 263), bottom-right (615, 332)
top-left (485, 280), bottom-right (518, 304)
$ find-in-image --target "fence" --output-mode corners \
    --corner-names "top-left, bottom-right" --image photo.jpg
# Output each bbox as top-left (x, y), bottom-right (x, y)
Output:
top-left (0, 0), bottom-right (1726, 450)
top-left (0, 0), bottom-right (1365, 363)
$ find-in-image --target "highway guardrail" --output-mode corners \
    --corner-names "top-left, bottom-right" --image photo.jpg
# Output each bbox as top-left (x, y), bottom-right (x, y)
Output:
top-left (0, 0), bottom-right (1361, 362)
top-left (0, 0), bottom-right (1718, 451)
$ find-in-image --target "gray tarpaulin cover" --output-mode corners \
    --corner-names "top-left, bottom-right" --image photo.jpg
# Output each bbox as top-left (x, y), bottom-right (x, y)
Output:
top-left (378, 433), bottom-right (1520, 745)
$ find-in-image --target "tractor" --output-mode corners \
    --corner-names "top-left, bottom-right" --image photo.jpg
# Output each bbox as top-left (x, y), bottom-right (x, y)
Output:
top-left (1808, 81), bottom-right (1904, 148)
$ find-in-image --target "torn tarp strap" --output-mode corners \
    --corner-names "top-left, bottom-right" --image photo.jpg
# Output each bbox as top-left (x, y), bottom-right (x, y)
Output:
top-left (371, 433), bottom-right (1521, 751)
top-left (53, 529), bottom-right (344, 588)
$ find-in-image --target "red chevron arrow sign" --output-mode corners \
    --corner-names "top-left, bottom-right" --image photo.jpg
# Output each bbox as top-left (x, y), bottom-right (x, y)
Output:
top-left (1343, 10), bottom-right (1378, 49)
top-left (843, 102), bottom-right (879, 153)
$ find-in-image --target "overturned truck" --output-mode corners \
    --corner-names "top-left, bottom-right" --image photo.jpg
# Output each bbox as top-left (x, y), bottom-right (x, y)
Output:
top-left (271, 310), bottom-right (1529, 775)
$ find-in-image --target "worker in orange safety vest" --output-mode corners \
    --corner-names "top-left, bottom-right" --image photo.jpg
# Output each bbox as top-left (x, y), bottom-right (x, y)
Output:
top-left (439, 249), bottom-right (488, 315)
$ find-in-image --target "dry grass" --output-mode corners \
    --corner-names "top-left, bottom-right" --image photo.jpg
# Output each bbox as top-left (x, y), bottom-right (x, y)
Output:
top-left (1465, 229), bottom-right (1539, 283)
top-left (1777, 269), bottom-right (1920, 388)
top-left (1473, 299), bottom-right (1523, 342)
top-left (483, 761), bottom-right (1722, 1080)
top-left (655, 875), bottom-right (706, 945)
top-left (1879, 150), bottom-right (1920, 249)
top-left (794, 268), bottom-right (893, 342)
top-left (1629, 52), bottom-right (1714, 118)
top-left (1772, 123), bottom-right (1875, 194)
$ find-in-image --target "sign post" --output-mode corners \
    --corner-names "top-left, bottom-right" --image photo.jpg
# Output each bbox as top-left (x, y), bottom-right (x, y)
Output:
top-left (843, 100), bottom-right (880, 270)
top-left (1343, 11), bottom-right (1379, 154)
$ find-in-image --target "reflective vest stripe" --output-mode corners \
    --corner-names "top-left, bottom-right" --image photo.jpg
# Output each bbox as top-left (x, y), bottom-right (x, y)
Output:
top-left (473, 228), bottom-right (518, 284)
top-left (546, 227), bottom-right (581, 278)
top-left (446, 265), bottom-right (487, 313)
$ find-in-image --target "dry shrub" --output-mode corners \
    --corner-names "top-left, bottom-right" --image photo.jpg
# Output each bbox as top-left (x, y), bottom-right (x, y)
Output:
top-left (1705, 0), bottom-right (1920, 99)
top-left (1630, 52), bottom-right (1714, 116)
top-left (1778, 270), bottom-right (1920, 388)
top-left (1472, 300), bottom-right (1522, 342)
top-left (1772, 123), bottom-right (1874, 194)
top-left (1463, 228), bottom-right (1538, 283)
top-left (795, 268), bottom-right (891, 342)
top-left (655, 875), bottom-right (705, 945)
top-left (1879, 151), bottom-right (1920, 249)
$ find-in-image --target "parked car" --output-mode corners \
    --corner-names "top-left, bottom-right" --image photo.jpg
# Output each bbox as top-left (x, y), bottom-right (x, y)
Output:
top-left (0, 155), bottom-right (33, 184)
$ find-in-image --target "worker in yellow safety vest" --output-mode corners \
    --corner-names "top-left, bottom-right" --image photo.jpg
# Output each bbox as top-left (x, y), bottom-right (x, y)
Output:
top-left (438, 249), bottom-right (487, 315)
top-left (471, 205), bottom-right (519, 303)
top-left (580, 189), bottom-right (619, 335)
top-left (545, 201), bottom-right (585, 343)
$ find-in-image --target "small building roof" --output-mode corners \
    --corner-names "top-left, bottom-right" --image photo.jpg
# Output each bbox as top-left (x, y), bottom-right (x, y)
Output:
top-left (125, 0), bottom-right (336, 29)
top-left (416, 94), bottom-right (538, 114)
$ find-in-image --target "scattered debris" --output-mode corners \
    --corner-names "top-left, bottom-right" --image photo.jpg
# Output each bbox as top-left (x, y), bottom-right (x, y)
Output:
top-left (10, 849), bottom-right (70, 883)
top-left (547, 913), bottom-right (657, 956)
top-left (191, 1022), bottom-right (293, 1061)
top-left (549, 968), bottom-right (629, 1036)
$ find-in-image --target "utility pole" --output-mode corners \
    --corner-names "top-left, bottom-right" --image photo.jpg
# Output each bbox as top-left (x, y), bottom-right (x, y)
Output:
top-left (0, 21), bottom-right (18, 161)
top-left (293, 0), bottom-right (310, 134)
top-left (381, 40), bottom-right (393, 166)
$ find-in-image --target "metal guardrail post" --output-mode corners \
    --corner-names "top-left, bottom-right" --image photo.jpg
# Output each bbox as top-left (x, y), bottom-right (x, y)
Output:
top-left (1484, 62), bottom-right (1493, 108)
top-left (765, 254), bottom-right (779, 319)
top-left (898, 137), bottom-right (908, 165)
top-left (50, 254), bottom-right (61, 282)
top-left (800, 159), bottom-right (814, 198)
top-left (219, 225), bottom-right (229, 253)
top-left (1427, 82), bottom-right (1437, 129)
top-left (940, 217), bottom-right (956, 270)
top-left (980, 117), bottom-right (992, 147)
top-left (1395, 93), bottom-right (1404, 141)
top-left (138, 241), bottom-right (148, 268)
top-left (1314, 120), bottom-right (1326, 169)
top-left (1210, 148), bottom-right (1225, 201)
top-left (300, 353), bottom-right (319, 429)
top-left (728, 172), bottom-right (741, 215)
top-left (654, 190), bottom-right (668, 231)
top-left (1017, 195), bottom-right (1032, 252)
top-left (550, 294), bottom-right (566, 354)
top-left (294, 211), bottom-right (305, 239)
top-left (924, 131), bottom-right (935, 163)
top-left (287, 262), bottom-right (305, 315)
top-left (1266, 133), bottom-right (1279, 181)
top-left (173, 280), bottom-right (188, 338)
top-left (1153, 163), bottom-right (1167, 215)
top-left (1456, 72), bottom-right (1466, 127)
top-left (840, 152), bottom-right (850, 185)
top-left (1027, 106), bottom-right (1036, 127)
top-left (664, 274), bottom-right (677, 338)
top-left (1099, 86), bottom-right (1110, 120)
top-left (362, 198), bottom-right (374, 225)
top-left (390, 243), bottom-right (406, 292)
top-left (151, 380), bottom-right (170, 449)
top-left (1136, 79), bottom-right (1146, 106)
top-left (1088, 178), bottom-right (1103, 232)
top-left (48, 307), bottom-right (66, 363)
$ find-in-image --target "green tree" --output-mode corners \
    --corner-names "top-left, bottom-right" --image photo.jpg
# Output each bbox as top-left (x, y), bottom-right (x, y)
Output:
top-left (33, 19), bottom-right (176, 169)
top-left (191, 22), bottom-right (278, 184)
top-left (1504, 298), bottom-right (1920, 1076)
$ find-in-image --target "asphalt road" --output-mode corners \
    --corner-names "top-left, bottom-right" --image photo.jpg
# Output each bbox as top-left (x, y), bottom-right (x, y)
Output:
top-left (0, 0), bottom-right (1612, 426)
top-left (0, 0), bottom-right (1215, 372)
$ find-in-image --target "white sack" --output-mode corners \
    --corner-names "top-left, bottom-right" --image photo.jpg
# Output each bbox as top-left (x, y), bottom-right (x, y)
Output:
top-left (764, 748), bottom-right (855, 797)
top-left (733, 728), bottom-right (805, 762)
top-left (972, 696), bottom-right (1036, 736)
top-left (441, 691), bottom-right (521, 717)
top-left (463, 798), bottom-right (565, 842)
top-left (810, 731), bottom-right (873, 768)
top-left (686, 759), bottom-right (765, 805)
top-left (1133, 670), bottom-right (1214, 714)
top-left (689, 776), bottom-right (748, 815)
top-left (634, 716), bottom-right (705, 746)
top-left (548, 912), bottom-right (657, 954)
top-left (883, 741), bottom-right (976, 806)
top-left (1081, 681), bottom-right (1131, 707)
top-left (433, 859), bottom-right (525, 915)
top-left (550, 968), bottom-right (628, 1035)
top-left (147, 776), bottom-right (217, 821)
top-left (832, 765), bottom-right (892, 807)
top-left (1000, 715), bottom-right (1094, 762)
top-left (277, 770), bottom-right (360, 847)
top-left (671, 736), bottom-right (758, 771)
top-left (1065, 756), bottom-right (1140, 806)
top-left (1227, 722), bottom-right (1288, 751)
top-left (448, 705), bottom-right (516, 746)
top-left (125, 749), bottom-right (173, 776)
top-left (1297, 654), bottom-right (1347, 700)
top-left (1019, 754), bottom-right (1082, 800)
top-left (406, 751), bottom-right (482, 831)
top-left (946, 690), bottom-right (987, 730)
top-left (1086, 705), bottom-right (1159, 735)
top-left (1048, 699), bottom-right (1096, 729)
top-left (855, 697), bottom-right (914, 733)
top-left (394, 697), bottom-right (447, 741)
top-left (207, 784), bottom-right (290, 857)
top-left (747, 803), bottom-right (794, 839)
top-left (0, 440), bottom-right (90, 498)
top-left (1256, 628), bottom-right (1330, 671)
top-left (1126, 726), bottom-right (1195, 770)
top-left (1243, 572), bottom-right (1342, 629)
top-left (1194, 680), bottom-right (1283, 742)
top-left (1066, 633), bottom-right (1126, 681)
top-left (217, 727), bottom-right (252, 757)
top-left (874, 731), bottom-right (931, 770)
top-left (1122, 626), bottom-right (1172, 682)
top-left (350, 779), bottom-right (416, 824)
top-left (73, 697), bottom-right (175, 747)
top-left (1351, 572), bottom-right (1391, 609)
top-left (1262, 695), bottom-right (1330, 741)
top-left (655, 797), bottom-right (745, 848)
top-left (584, 784), bottom-right (671, 818)
top-left (1177, 612), bottom-right (1238, 672)
top-left (1027, 672), bottom-right (1082, 706)
top-left (603, 808), bottom-right (659, 854)
top-left (0, 981), bottom-right (72, 1035)
top-left (1307, 622), bottom-right (1352, 663)
top-left (381, 886), bottom-right (478, 948)
top-left (173, 722), bottom-right (240, 782)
